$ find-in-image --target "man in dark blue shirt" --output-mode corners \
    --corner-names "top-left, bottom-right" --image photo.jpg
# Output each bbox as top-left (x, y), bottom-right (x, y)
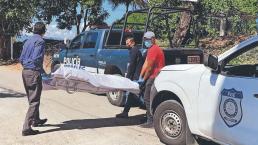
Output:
top-left (116, 37), bottom-right (145, 118)
top-left (19, 22), bottom-right (47, 136)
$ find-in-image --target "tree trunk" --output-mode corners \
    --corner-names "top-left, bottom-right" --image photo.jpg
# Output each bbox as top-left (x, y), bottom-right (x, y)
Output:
top-left (82, 9), bottom-right (89, 32)
top-left (125, 3), bottom-right (129, 13)
top-left (76, 15), bottom-right (81, 35)
top-left (0, 34), bottom-right (10, 60)
top-left (171, 11), bottom-right (192, 48)
top-left (220, 17), bottom-right (227, 37)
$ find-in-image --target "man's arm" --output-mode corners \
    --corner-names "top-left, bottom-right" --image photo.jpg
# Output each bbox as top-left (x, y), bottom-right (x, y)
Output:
top-left (19, 46), bottom-right (25, 64)
top-left (140, 60), bottom-right (147, 78)
top-left (141, 59), bottom-right (154, 81)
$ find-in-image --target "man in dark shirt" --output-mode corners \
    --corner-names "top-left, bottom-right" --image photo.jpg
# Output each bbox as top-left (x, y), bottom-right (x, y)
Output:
top-left (19, 22), bottom-right (48, 136)
top-left (116, 37), bottom-right (144, 118)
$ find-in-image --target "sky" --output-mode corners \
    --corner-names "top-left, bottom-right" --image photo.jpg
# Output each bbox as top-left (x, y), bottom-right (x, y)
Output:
top-left (17, 0), bottom-right (131, 41)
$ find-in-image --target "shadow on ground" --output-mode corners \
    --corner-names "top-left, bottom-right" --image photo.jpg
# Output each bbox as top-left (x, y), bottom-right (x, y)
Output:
top-left (0, 60), bottom-right (19, 66)
top-left (0, 87), bottom-right (25, 98)
top-left (196, 137), bottom-right (220, 145)
top-left (40, 114), bottom-right (145, 134)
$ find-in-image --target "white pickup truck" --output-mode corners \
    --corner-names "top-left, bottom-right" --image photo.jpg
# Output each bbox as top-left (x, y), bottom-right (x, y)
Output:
top-left (150, 35), bottom-right (258, 145)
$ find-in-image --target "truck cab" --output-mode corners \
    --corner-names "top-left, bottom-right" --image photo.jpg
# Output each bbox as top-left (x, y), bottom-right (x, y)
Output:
top-left (52, 29), bottom-right (144, 75)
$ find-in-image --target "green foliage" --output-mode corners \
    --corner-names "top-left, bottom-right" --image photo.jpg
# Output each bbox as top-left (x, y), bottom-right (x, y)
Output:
top-left (0, 0), bottom-right (37, 35)
top-left (228, 46), bottom-right (258, 65)
top-left (127, 12), bottom-right (147, 30)
top-left (197, 0), bottom-right (257, 37)
top-left (146, 0), bottom-right (257, 38)
top-left (108, 0), bottom-right (147, 12)
top-left (36, 0), bottom-right (109, 32)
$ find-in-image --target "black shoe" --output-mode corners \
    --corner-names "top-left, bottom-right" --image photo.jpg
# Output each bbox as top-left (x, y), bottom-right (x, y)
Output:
top-left (139, 105), bottom-right (146, 110)
top-left (32, 119), bottom-right (47, 127)
top-left (116, 112), bottom-right (128, 118)
top-left (22, 129), bottom-right (39, 136)
top-left (139, 121), bottom-right (153, 128)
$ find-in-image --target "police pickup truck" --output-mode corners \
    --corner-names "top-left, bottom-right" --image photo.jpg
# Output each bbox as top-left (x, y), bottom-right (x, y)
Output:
top-left (52, 28), bottom-right (203, 107)
top-left (151, 35), bottom-right (258, 145)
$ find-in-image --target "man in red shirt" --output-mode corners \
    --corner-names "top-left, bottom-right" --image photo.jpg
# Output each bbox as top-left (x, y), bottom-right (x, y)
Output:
top-left (139, 31), bottom-right (165, 128)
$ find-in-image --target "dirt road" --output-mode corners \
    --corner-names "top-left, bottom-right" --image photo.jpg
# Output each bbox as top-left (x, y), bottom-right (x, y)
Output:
top-left (0, 66), bottom-right (162, 145)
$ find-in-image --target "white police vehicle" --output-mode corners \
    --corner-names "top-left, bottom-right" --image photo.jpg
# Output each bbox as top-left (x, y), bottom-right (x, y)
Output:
top-left (150, 35), bottom-right (258, 145)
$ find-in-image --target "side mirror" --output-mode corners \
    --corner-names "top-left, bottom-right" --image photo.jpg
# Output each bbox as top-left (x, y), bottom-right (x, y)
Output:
top-left (64, 39), bottom-right (71, 48)
top-left (204, 54), bottom-right (218, 71)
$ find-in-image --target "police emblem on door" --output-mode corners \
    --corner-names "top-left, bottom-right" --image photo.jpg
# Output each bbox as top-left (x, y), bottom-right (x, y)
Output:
top-left (219, 88), bottom-right (243, 127)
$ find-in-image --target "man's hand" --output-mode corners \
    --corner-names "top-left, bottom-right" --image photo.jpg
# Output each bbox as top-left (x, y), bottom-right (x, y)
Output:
top-left (138, 76), bottom-right (144, 83)
top-left (137, 76), bottom-right (146, 93)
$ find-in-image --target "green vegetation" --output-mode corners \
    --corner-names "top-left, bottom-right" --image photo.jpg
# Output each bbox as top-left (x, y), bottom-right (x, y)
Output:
top-left (0, 0), bottom-right (257, 59)
top-left (229, 46), bottom-right (258, 65)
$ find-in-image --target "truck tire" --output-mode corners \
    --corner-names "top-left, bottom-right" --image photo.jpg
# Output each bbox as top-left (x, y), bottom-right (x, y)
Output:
top-left (154, 100), bottom-right (194, 145)
top-left (106, 90), bottom-right (125, 107)
top-left (104, 66), bottom-right (126, 107)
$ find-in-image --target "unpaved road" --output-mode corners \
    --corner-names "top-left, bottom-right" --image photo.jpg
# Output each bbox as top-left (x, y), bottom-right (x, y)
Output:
top-left (0, 65), bottom-right (162, 145)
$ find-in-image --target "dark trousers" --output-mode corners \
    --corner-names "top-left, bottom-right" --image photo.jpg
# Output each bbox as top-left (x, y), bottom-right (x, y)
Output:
top-left (22, 69), bottom-right (42, 131)
top-left (144, 78), bottom-right (154, 122)
top-left (123, 93), bottom-right (143, 113)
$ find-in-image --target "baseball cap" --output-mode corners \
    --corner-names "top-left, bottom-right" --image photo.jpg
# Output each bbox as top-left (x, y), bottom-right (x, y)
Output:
top-left (143, 31), bottom-right (155, 39)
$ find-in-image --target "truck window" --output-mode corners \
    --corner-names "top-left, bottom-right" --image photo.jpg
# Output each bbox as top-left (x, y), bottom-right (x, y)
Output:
top-left (82, 32), bottom-right (98, 48)
top-left (106, 31), bottom-right (122, 46)
top-left (223, 43), bottom-right (258, 77)
top-left (69, 34), bottom-right (84, 49)
top-left (105, 31), bottom-right (143, 48)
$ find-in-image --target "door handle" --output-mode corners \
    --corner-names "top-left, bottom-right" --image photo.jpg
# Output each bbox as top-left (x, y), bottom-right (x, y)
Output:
top-left (254, 94), bottom-right (258, 98)
top-left (89, 54), bottom-right (95, 57)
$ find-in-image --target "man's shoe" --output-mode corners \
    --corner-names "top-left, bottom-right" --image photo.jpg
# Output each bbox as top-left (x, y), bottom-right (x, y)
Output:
top-left (139, 121), bottom-right (153, 128)
top-left (116, 112), bottom-right (128, 118)
top-left (32, 119), bottom-right (47, 127)
top-left (22, 129), bottom-right (39, 136)
top-left (139, 105), bottom-right (146, 110)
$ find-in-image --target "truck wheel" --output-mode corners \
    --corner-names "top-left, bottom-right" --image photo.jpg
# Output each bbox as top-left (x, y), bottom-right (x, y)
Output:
top-left (106, 90), bottom-right (125, 107)
top-left (154, 100), bottom-right (193, 145)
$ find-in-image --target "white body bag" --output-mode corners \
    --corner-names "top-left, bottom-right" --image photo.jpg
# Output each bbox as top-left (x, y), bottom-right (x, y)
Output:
top-left (42, 65), bottom-right (140, 95)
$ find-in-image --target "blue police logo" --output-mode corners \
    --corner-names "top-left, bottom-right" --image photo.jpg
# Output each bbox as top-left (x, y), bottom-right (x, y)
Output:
top-left (219, 88), bottom-right (243, 127)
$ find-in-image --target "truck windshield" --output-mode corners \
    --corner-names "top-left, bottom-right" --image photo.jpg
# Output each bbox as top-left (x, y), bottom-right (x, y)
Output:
top-left (105, 30), bottom-right (143, 48)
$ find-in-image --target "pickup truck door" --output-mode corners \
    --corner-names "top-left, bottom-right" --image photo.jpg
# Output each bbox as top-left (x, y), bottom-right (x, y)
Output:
top-left (79, 31), bottom-right (99, 73)
top-left (64, 34), bottom-right (84, 67)
top-left (97, 48), bottom-right (129, 74)
top-left (197, 42), bottom-right (258, 145)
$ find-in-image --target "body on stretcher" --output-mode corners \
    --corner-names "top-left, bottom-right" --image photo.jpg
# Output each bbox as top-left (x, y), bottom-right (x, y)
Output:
top-left (42, 65), bottom-right (140, 95)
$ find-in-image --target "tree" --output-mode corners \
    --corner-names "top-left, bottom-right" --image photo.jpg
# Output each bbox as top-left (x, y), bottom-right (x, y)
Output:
top-left (146, 0), bottom-right (257, 47)
top-left (0, 0), bottom-right (37, 59)
top-left (36, 0), bottom-right (109, 35)
top-left (147, 0), bottom-right (195, 48)
top-left (108, 0), bottom-right (146, 13)
top-left (196, 0), bottom-right (257, 37)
